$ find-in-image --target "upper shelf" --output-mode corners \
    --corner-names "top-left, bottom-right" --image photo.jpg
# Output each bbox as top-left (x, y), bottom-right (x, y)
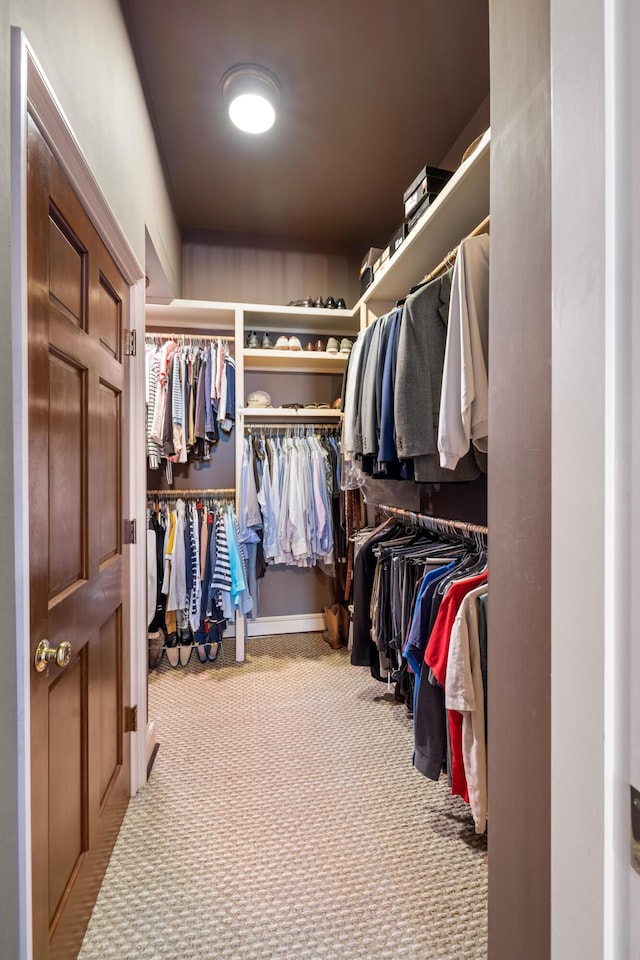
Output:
top-left (357, 129), bottom-right (490, 307)
top-left (145, 300), bottom-right (236, 332)
top-left (145, 299), bottom-right (359, 336)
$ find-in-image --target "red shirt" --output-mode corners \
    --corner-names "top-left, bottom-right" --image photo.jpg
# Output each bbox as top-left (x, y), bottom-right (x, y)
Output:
top-left (425, 571), bottom-right (488, 802)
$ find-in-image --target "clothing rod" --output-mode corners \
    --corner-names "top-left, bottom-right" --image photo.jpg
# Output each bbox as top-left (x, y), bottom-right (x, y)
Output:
top-left (244, 422), bottom-right (340, 431)
top-left (145, 332), bottom-right (235, 343)
top-left (146, 488), bottom-right (236, 496)
top-left (377, 503), bottom-right (488, 541)
top-left (422, 214), bottom-right (490, 284)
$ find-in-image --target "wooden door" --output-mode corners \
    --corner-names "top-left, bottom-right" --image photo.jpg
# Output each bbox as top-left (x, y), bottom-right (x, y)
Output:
top-left (27, 114), bottom-right (132, 960)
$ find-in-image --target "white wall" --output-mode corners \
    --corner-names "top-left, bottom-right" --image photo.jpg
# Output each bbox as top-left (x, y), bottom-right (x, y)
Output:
top-left (551, 0), bottom-right (639, 955)
top-left (0, 0), bottom-right (21, 954)
top-left (183, 242), bottom-right (361, 308)
top-left (10, 0), bottom-right (181, 295)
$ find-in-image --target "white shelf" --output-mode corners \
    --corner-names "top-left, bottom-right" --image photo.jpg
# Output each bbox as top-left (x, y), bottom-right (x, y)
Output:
top-left (242, 302), bottom-right (359, 335)
top-left (241, 407), bottom-right (342, 420)
top-left (243, 349), bottom-right (348, 373)
top-left (357, 129), bottom-right (490, 307)
top-left (145, 299), bottom-right (359, 336)
top-left (145, 299), bottom-right (236, 331)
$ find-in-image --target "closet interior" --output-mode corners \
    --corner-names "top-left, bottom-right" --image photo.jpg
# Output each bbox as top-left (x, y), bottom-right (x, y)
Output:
top-left (144, 128), bottom-right (490, 671)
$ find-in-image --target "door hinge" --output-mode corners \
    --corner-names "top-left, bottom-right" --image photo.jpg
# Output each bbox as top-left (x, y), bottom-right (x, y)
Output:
top-left (123, 328), bottom-right (137, 357)
top-left (123, 519), bottom-right (137, 545)
top-left (124, 705), bottom-right (138, 733)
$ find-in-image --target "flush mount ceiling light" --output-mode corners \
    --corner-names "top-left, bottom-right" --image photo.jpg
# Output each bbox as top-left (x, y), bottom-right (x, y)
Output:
top-left (221, 64), bottom-right (281, 135)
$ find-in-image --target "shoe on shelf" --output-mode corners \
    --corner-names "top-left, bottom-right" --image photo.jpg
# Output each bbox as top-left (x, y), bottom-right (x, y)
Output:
top-left (246, 331), bottom-right (260, 348)
top-left (326, 337), bottom-right (339, 354)
top-left (313, 296), bottom-right (325, 308)
top-left (288, 336), bottom-right (302, 350)
top-left (304, 341), bottom-right (315, 352)
top-left (288, 296), bottom-right (314, 308)
top-left (324, 296), bottom-right (337, 309)
top-left (339, 338), bottom-right (353, 355)
top-left (336, 298), bottom-right (347, 309)
top-left (261, 333), bottom-right (273, 349)
top-left (275, 336), bottom-right (289, 350)
top-left (315, 339), bottom-right (326, 352)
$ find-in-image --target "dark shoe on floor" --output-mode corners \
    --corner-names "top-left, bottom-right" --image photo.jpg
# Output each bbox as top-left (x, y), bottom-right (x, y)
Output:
top-left (148, 627), bottom-right (165, 670)
top-left (179, 626), bottom-right (193, 666)
top-left (165, 632), bottom-right (180, 667)
top-left (194, 629), bottom-right (208, 663)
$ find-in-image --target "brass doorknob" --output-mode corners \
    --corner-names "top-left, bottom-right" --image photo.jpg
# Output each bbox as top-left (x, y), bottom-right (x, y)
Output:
top-left (34, 639), bottom-right (72, 672)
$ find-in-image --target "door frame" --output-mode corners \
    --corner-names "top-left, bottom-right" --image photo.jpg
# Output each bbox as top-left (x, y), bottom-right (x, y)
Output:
top-left (10, 29), bottom-right (148, 958)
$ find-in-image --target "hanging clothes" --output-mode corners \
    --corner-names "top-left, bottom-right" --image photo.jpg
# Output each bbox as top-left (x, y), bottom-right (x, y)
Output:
top-left (238, 427), bottom-right (342, 608)
top-left (341, 236), bottom-right (490, 485)
top-left (145, 337), bottom-right (236, 475)
top-left (438, 234), bottom-right (490, 469)
top-left (350, 508), bottom-right (489, 834)
top-left (146, 494), bottom-right (246, 668)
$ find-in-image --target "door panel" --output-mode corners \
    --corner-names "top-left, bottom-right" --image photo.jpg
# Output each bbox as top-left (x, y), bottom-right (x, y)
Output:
top-left (48, 208), bottom-right (86, 328)
top-left (96, 380), bottom-right (121, 566)
top-left (96, 273), bottom-right (122, 360)
top-left (48, 657), bottom-right (87, 928)
top-left (28, 112), bottom-right (131, 960)
top-left (48, 351), bottom-right (86, 598)
top-left (98, 607), bottom-right (123, 806)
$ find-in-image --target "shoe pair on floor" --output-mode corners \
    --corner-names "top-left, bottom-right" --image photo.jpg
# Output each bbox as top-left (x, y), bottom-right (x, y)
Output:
top-left (322, 604), bottom-right (350, 649)
top-left (148, 625), bottom-right (221, 669)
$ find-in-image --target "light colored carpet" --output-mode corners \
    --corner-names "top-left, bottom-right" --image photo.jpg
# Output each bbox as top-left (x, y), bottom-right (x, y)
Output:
top-left (79, 633), bottom-right (487, 960)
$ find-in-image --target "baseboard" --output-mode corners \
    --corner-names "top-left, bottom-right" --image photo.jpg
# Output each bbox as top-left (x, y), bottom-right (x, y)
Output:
top-left (246, 613), bottom-right (325, 637)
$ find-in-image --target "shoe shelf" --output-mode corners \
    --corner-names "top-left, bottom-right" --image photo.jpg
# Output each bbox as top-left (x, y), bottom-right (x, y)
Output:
top-left (356, 129), bottom-right (490, 308)
top-left (243, 348), bottom-right (348, 373)
top-left (242, 302), bottom-right (359, 336)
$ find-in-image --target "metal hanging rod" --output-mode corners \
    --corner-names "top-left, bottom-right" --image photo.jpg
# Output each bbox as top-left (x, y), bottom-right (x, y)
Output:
top-left (422, 214), bottom-right (490, 284)
top-left (244, 422), bottom-right (340, 432)
top-left (147, 487), bottom-right (236, 497)
top-left (145, 332), bottom-right (235, 343)
top-left (377, 503), bottom-right (487, 544)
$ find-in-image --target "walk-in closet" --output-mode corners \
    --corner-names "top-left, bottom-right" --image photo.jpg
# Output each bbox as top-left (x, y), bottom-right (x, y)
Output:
top-left (15, 0), bottom-right (615, 957)
top-left (83, 118), bottom-right (495, 959)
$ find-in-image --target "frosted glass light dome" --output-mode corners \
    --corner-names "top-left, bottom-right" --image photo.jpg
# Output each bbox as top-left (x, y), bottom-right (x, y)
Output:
top-left (222, 64), bottom-right (281, 136)
top-left (228, 92), bottom-right (276, 134)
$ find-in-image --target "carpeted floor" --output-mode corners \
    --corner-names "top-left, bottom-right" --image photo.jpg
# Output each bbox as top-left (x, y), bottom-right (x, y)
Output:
top-left (79, 633), bottom-right (487, 960)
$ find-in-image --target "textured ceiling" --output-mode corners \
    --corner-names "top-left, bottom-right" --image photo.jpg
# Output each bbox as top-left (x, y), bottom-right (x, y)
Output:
top-left (121, 0), bottom-right (489, 256)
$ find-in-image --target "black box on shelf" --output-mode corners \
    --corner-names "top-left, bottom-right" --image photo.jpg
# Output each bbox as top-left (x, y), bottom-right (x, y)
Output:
top-left (360, 265), bottom-right (375, 295)
top-left (403, 164), bottom-right (454, 218)
top-left (389, 221), bottom-right (409, 258)
top-left (407, 193), bottom-right (436, 233)
top-left (360, 246), bottom-right (383, 277)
